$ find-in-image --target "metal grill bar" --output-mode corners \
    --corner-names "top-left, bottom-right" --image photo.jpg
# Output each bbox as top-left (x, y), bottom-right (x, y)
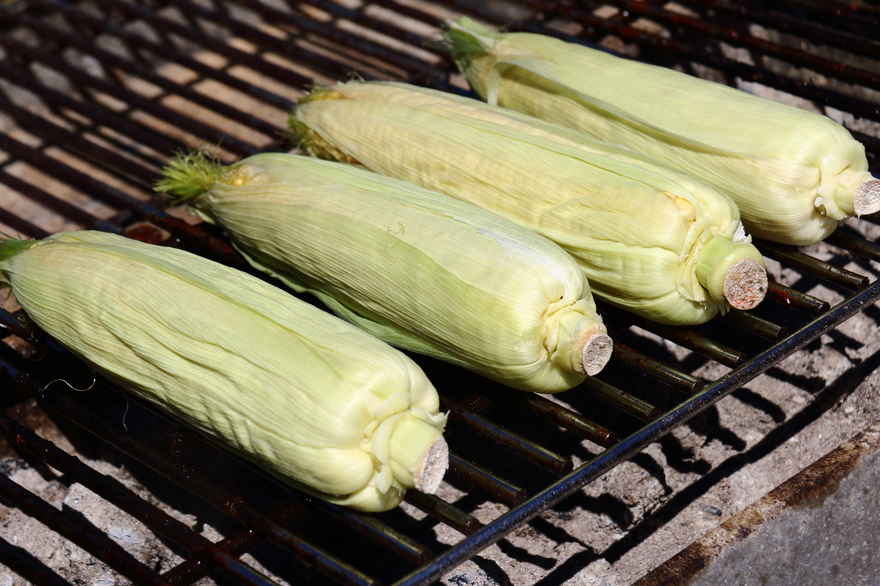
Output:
top-left (0, 415), bottom-right (275, 586)
top-left (0, 534), bottom-right (72, 586)
top-left (446, 454), bottom-right (526, 507)
top-left (580, 378), bottom-right (662, 423)
top-left (404, 492), bottom-right (481, 536)
top-left (827, 230), bottom-right (880, 263)
top-left (759, 241), bottom-right (872, 290)
top-left (20, 16), bottom-right (281, 140)
top-left (606, 0), bottom-right (880, 89)
top-left (766, 281), bottom-right (831, 315)
top-left (610, 344), bottom-right (703, 395)
top-left (763, 0), bottom-right (880, 36)
top-left (0, 472), bottom-right (171, 586)
top-left (723, 311), bottom-right (786, 341)
top-left (50, 4), bottom-right (294, 112)
top-left (37, 385), bottom-right (385, 585)
top-left (445, 407), bottom-right (573, 477)
top-left (396, 277), bottom-right (880, 585)
top-left (0, 38), bottom-right (260, 157)
top-left (692, 0), bottom-right (880, 58)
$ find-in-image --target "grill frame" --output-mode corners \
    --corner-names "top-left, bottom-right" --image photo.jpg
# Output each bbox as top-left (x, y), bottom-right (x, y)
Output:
top-left (1, 1), bottom-right (880, 584)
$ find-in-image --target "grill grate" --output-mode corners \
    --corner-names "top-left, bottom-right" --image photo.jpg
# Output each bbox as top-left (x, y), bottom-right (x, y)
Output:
top-left (1, 1), bottom-right (880, 584)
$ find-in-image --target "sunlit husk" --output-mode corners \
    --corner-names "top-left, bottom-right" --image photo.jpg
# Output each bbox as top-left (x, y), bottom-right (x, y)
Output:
top-left (291, 81), bottom-right (765, 325)
top-left (162, 153), bottom-right (609, 392)
top-left (0, 231), bottom-right (447, 511)
top-left (445, 17), bottom-right (874, 245)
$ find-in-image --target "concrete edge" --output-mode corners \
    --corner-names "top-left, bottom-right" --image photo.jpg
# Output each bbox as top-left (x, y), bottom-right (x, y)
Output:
top-left (634, 421), bottom-right (880, 586)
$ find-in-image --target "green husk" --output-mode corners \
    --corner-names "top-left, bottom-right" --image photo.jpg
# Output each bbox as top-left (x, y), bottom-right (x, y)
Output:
top-left (158, 152), bottom-right (612, 392)
top-left (290, 81), bottom-right (768, 325)
top-left (0, 230), bottom-right (448, 511)
top-left (444, 17), bottom-right (878, 245)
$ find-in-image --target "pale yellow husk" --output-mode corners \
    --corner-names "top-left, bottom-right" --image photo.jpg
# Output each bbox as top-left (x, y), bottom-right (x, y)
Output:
top-left (170, 153), bottom-right (609, 392)
top-left (445, 17), bottom-right (876, 245)
top-left (291, 81), bottom-right (765, 325)
top-left (0, 231), bottom-right (447, 512)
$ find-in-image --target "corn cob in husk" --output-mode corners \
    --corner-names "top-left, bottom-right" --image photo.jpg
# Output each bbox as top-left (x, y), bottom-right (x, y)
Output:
top-left (156, 152), bottom-right (612, 392)
top-left (445, 18), bottom-right (880, 245)
top-left (289, 81), bottom-right (767, 326)
top-left (0, 231), bottom-right (447, 512)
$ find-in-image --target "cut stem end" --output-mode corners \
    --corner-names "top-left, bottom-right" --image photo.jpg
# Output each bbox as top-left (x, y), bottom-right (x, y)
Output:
top-left (581, 332), bottom-right (613, 376)
top-left (723, 259), bottom-right (768, 310)
top-left (853, 178), bottom-right (880, 216)
top-left (696, 235), bottom-right (768, 310)
top-left (415, 437), bottom-right (449, 494)
top-left (389, 414), bottom-right (448, 494)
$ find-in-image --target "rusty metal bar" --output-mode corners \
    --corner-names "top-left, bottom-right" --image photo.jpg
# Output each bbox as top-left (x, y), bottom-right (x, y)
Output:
top-left (0, 534), bottom-right (71, 586)
top-left (0, 36), bottom-right (260, 156)
top-left (520, 394), bottom-right (617, 446)
top-left (690, 0), bottom-right (880, 58)
top-left (404, 492), bottom-right (481, 536)
top-left (766, 280), bottom-right (831, 314)
top-left (0, 415), bottom-right (275, 586)
top-left (758, 241), bottom-right (871, 290)
top-left (21, 16), bottom-right (281, 140)
top-left (445, 405), bottom-right (572, 477)
top-left (36, 388), bottom-right (391, 584)
top-left (606, 0), bottom-right (880, 89)
top-left (0, 473), bottom-right (171, 586)
top-left (579, 377), bottom-right (662, 422)
top-left (722, 310), bottom-right (786, 341)
top-left (446, 453), bottom-right (527, 507)
top-left (826, 230), bottom-right (880, 263)
top-left (611, 343), bottom-right (703, 395)
top-left (601, 306), bottom-right (745, 367)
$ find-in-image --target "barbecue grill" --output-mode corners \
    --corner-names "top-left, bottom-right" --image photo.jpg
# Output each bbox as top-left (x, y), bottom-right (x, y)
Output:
top-left (2, 1), bottom-right (880, 584)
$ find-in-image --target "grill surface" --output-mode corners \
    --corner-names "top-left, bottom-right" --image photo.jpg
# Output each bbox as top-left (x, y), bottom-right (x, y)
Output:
top-left (1, 1), bottom-right (880, 584)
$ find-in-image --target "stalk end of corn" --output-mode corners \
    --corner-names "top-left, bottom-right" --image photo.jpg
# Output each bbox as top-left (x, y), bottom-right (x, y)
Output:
top-left (388, 413), bottom-right (448, 494)
top-left (155, 151), bottom-right (233, 203)
top-left (581, 332), bottom-right (613, 376)
top-left (723, 259), bottom-right (768, 310)
top-left (695, 236), bottom-right (767, 310)
top-left (853, 178), bottom-right (880, 217)
top-left (415, 436), bottom-right (449, 494)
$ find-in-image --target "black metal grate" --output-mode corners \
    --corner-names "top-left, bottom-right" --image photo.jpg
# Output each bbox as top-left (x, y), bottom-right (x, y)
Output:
top-left (1, 1), bottom-right (880, 584)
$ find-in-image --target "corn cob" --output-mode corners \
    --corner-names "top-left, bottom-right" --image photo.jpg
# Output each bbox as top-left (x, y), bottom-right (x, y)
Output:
top-left (156, 152), bottom-right (611, 392)
top-left (0, 231), bottom-right (447, 512)
top-left (445, 17), bottom-right (880, 245)
top-left (289, 81), bottom-right (767, 326)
